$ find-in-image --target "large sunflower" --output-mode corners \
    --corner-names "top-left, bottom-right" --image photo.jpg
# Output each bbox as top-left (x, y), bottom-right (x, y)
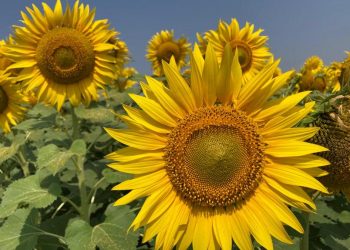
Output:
top-left (106, 44), bottom-right (329, 250)
top-left (3, 0), bottom-right (118, 110)
top-left (0, 73), bottom-right (28, 133)
top-left (199, 18), bottom-right (272, 84)
top-left (146, 30), bottom-right (190, 76)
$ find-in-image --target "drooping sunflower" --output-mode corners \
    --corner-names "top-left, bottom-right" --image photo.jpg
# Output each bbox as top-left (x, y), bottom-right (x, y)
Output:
top-left (3, 0), bottom-right (118, 110)
top-left (0, 73), bottom-right (28, 133)
top-left (146, 30), bottom-right (190, 76)
top-left (106, 44), bottom-right (329, 250)
top-left (311, 103), bottom-right (350, 200)
top-left (199, 18), bottom-right (272, 84)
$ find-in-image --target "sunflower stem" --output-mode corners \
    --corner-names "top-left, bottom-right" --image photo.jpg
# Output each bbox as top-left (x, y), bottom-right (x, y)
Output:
top-left (300, 211), bottom-right (310, 250)
top-left (71, 105), bottom-right (80, 140)
top-left (71, 106), bottom-right (89, 222)
top-left (76, 155), bottom-right (89, 222)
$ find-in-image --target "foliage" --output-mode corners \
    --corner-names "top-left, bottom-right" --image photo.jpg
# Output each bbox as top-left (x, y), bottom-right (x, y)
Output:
top-left (0, 85), bottom-right (148, 250)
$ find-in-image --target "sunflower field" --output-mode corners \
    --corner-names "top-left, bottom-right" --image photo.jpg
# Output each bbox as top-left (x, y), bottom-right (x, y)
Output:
top-left (0, 1), bottom-right (350, 250)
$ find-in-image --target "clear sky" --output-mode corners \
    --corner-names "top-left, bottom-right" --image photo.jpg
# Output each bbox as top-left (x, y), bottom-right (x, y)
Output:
top-left (1, 0), bottom-right (350, 74)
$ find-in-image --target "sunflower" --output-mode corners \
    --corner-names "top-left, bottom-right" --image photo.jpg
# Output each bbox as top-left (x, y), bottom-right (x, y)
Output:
top-left (0, 40), bottom-right (13, 71)
top-left (3, 0), bottom-right (118, 110)
top-left (146, 30), bottom-right (190, 76)
top-left (106, 44), bottom-right (329, 250)
top-left (117, 67), bottom-right (138, 91)
top-left (0, 73), bottom-right (28, 133)
top-left (108, 35), bottom-right (130, 77)
top-left (199, 18), bottom-right (272, 84)
top-left (311, 104), bottom-right (350, 200)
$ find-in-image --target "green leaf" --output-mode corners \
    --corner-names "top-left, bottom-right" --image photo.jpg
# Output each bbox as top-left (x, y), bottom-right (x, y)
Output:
top-left (75, 106), bottom-right (116, 124)
top-left (27, 103), bottom-right (56, 118)
top-left (70, 139), bottom-right (87, 156)
top-left (65, 219), bottom-right (95, 250)
top-left (92, 223), bottom-right (138, 250)
top-left (0, 173), bottom-right (61, 218)
top-left (91, 205), bottom-right (138, 250)
top-left (38, 213), bottom-right (75, 250)
top-left (0, 208), bottom-right (40, 250)
top-left (0, 134), bottom-right (27, 164)
top-left (14, 118), bottom-right (53, 131)
top-left (310, 195), bottom-right (350, 249)
top-left (37, 144), bottom-right (74, 175)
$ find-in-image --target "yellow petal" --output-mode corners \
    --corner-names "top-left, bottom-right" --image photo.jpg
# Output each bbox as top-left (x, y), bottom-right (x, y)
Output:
top-left (105, 128), bottom-right (166, 150)
top-left (113, 169), bottom-right (167, 190)
top-left (264, 165), bottom-right (328, 193)
top-left (129, 94), bottom-right (177, 127)
top-left (162, 61), bottom-right (196, 112)
top-left (263, 102), bottom-right (315, 132)
top-left (146, 76), bottom-right (185, 119)
top-left (108, 159), bottom-right (165, 174)
top-left (266, 140), bottom-right (328, 157)
top-left (264, 127), bottom-right (320, 142)
top-left (190, 48), bottom-right (204, 107)
top-left (123, 105), bottom-right (170, 134)
top-left (216, 44), bottom-right (234, 104)
top-left (202, 43), bottom-right (219, 105)
top-left (255, 91), bottom-right (311, 121)
top-left (264, 176), bottom-right (316, 210)
top-left (106, 147), bottom-right (163, 162)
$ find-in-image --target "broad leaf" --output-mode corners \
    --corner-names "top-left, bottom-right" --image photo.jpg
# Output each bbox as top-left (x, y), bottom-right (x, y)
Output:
top-left (0, 208), bottom-right (40, 250)
top-left (0, 172), bottom-right (61, 218)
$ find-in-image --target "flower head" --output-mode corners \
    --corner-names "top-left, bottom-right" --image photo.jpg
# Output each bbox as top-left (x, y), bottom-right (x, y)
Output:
top-left (106, 44), bottom-right (329, 250)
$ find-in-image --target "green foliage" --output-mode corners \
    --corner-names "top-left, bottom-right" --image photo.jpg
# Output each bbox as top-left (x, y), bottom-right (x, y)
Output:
top-left (0, 85), bottom-right (144, 250)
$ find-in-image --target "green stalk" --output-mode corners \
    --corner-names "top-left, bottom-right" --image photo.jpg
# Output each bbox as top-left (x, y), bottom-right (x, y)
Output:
top-left (71, 105), bottom-right (80, 140)
top-left (71, 106), bottom-right (89, 222)
top-left (300, 211), bottom-right (310, 250)
top-left (76, 155), bottom-right (89, 222)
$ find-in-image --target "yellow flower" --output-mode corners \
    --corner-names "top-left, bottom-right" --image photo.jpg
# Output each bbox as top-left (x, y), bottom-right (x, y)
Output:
top-left (199, 18), bottom-right (272, 84)
top-left (0, 40), bottom-right (13, 72)
top-left (117, 67), bottom-right (138, 90)
top-left (0, 73), bottom-right (28, 133)
top-left (106, 44), bottom-right (329, 250)
top-left (108, 36), bottom-right (130, 76)
top-left (146, 30), bottom-right (190, 76)
top-left (3, 0), bottom-right (118, 110)
top-left (304, 56), bottom-right (323, 73)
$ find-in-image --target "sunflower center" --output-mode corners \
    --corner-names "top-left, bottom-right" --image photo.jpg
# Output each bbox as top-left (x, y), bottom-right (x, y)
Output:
top-left (0, 86), bottom-right (8, 113)
top-left (157, 41), bottom-right (180, 62)
top-left (36, 27), bottom-right (95, 84)
top-left (185, 127), bottom-right (248, 185)
top-left (230, 41), bottom-right (253, 72)
top-left (165, 106), bottom-right (265, 207)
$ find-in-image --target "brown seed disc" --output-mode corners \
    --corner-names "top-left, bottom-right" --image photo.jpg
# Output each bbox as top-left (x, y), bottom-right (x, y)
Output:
top-left (156, 41), bottom-right (181, 63)
top-left (36, 27), bottom-right (95, 84)
top-left (164, 106), bottom-right (265, 207)
top-left (230, 40), bottom-right (253, 72)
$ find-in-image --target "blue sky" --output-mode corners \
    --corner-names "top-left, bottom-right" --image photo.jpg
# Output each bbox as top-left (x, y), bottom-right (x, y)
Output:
top-left (1, 0), bottom-right (350, 74)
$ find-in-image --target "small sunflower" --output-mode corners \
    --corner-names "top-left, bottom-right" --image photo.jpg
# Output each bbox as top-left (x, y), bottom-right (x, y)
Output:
top-left (0, 73), bottom-right (28, 133)
top-left (3, 0), bottom-right (118, 110)
top-left (304, 56), bottom-right (323, 73)
top-left (199, 18), bottom-right (272, 84)
top-left (117, 67), bottom-right (138, 90)
top-left (106, 44), bottom-right (329, 250)
top-left (146, 30), bottom-right (190, 76)
top-left (108, 36), bottom-right (130, 77)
